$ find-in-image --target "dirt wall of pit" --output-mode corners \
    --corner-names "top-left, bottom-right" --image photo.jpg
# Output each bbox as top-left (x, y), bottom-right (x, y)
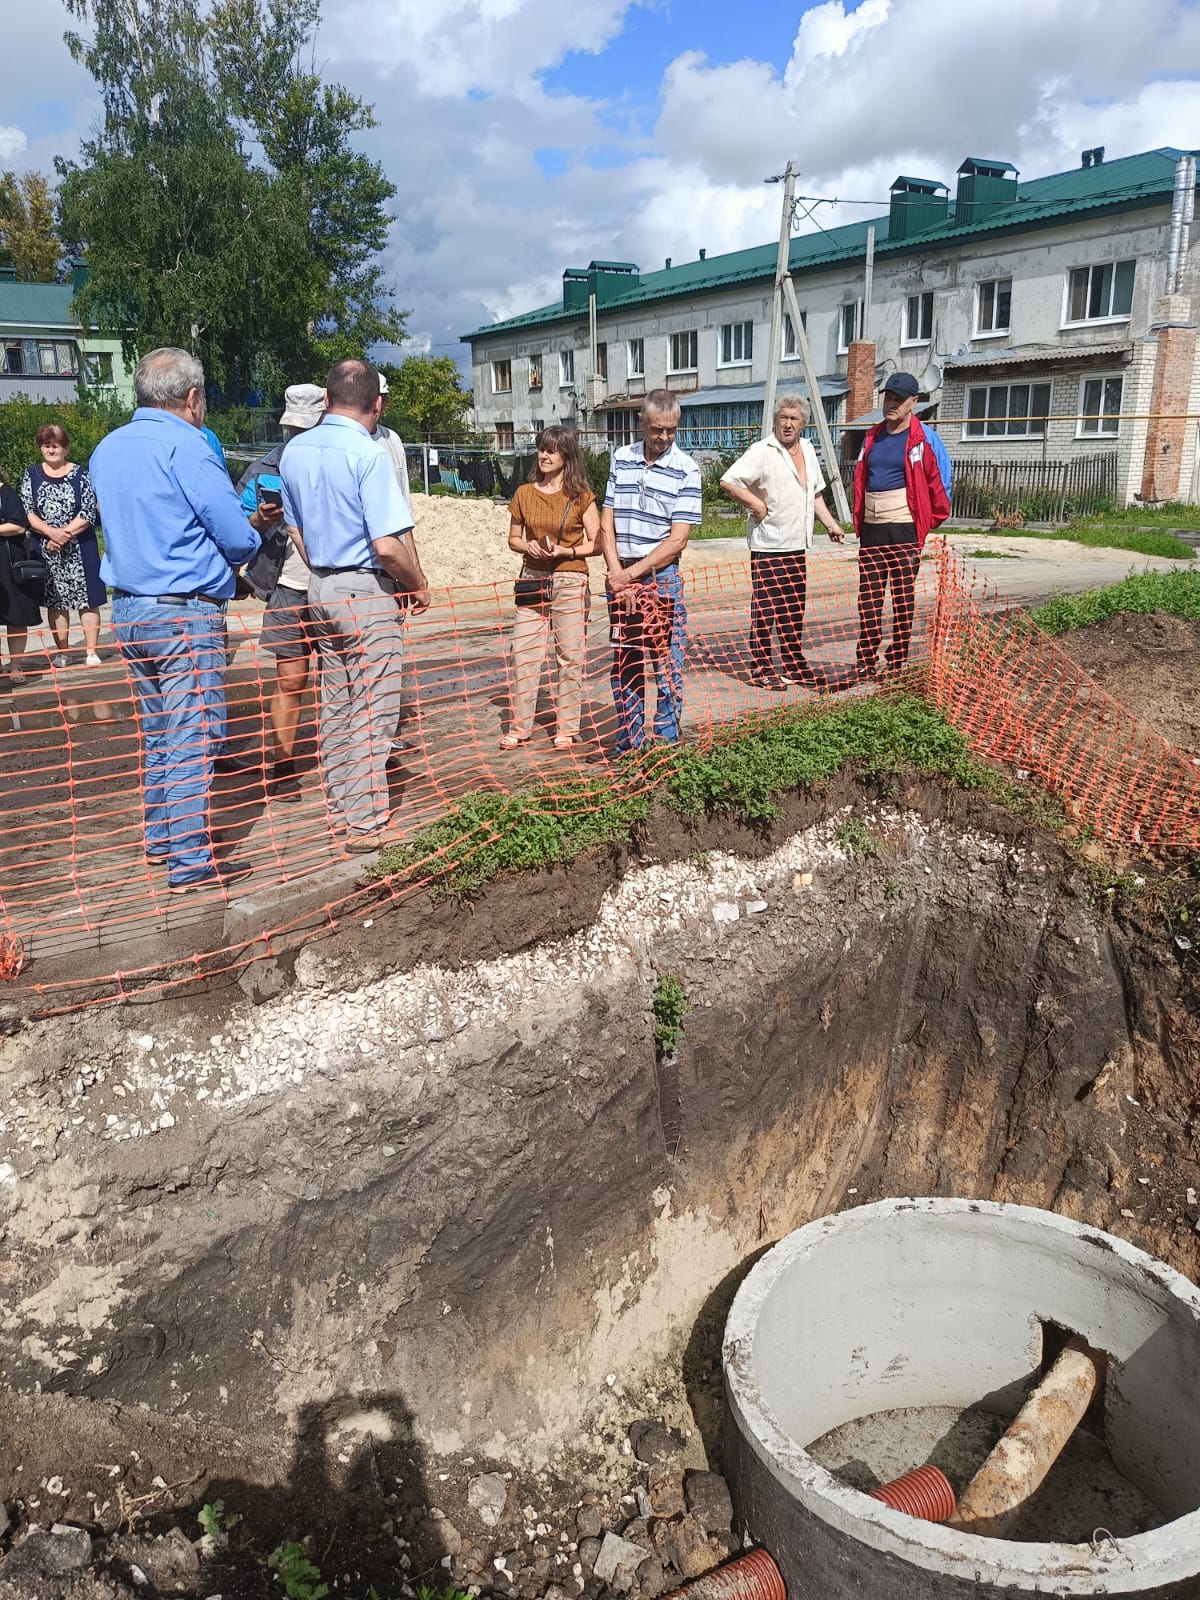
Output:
top-left (0, 792), bottom-right (1196, 1488)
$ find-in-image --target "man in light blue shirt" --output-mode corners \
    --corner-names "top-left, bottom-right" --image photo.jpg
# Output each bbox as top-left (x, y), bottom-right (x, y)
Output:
top-left (280, 359), bottom-right (427, 852)
top-left (90, 347), bottom-right (261, 895)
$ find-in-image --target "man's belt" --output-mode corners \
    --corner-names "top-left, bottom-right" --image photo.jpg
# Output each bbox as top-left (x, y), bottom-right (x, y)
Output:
top-left (311, 565), bottom-right (385, 577)
top-left (113, 588), bottom-right (228, 605)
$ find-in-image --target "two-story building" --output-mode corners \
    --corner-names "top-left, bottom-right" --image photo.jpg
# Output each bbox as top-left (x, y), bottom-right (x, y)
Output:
top-left (0, 268), bottom-right (134, 409)
top-left (463, 146), bottom-right (1200, 506)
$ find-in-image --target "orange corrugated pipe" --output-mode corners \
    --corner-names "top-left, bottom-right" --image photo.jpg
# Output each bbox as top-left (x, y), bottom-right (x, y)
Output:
top-left (869, 1464), bottom-right (957, 1522)
top-left (660, 1548), bottom-right (785, 1600)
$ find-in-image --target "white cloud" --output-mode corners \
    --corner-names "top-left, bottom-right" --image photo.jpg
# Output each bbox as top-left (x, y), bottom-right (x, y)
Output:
top-left (0, 127), bottom-right (28, 164)
top-left (7, 0), bottom-right (1200, 377)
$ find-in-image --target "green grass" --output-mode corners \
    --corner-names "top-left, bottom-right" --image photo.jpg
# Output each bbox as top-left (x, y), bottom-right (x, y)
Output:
top-left (1010, 521), bottom-right (1196, 560)
top-left (966, 547), bottom-right (1020, 559)
top-left (1031, 568), bottom-right (1200, 632)
top-left (369, 696), bottom-right (1067, 896)
top-left (692, 504), bottom-right (746, 540)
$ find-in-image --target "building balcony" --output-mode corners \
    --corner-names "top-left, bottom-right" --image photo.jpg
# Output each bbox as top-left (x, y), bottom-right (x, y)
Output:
top-left (0, 373), bottom-right (80, 404)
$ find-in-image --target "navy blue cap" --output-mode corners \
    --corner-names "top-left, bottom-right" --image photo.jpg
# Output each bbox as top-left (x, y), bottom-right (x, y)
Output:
top-left (882, 371), bottom-right (920, 398)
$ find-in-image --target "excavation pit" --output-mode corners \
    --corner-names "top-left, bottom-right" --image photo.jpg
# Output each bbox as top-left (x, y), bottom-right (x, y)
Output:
top-left (724, 1199), bottom-right (1200, 1597)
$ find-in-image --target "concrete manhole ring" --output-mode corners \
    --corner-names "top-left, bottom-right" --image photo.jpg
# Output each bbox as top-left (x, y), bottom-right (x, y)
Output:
top-left (723, 1198), bottom-right (1200, 1597)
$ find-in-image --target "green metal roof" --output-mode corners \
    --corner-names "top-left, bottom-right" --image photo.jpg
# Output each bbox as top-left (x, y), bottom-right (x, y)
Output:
top-left (958, 158), bottom-right (1017, 175)
top-left (892, 175), bottom-right (948, 191)
top-left (463, 147), bottom-right (1187, 343)
top-left (0, 281), bottom-right (79, 330)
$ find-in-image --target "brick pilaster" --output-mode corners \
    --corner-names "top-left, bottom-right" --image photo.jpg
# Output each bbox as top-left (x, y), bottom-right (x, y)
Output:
top-left (1140, 295), bottom-right (1198, 503)
top-left (843, 341), bottom-right (876, 460)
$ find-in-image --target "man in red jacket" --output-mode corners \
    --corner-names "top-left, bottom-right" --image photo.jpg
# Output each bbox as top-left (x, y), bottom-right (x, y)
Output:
top-left (851, 372), bottom-right (950, 680)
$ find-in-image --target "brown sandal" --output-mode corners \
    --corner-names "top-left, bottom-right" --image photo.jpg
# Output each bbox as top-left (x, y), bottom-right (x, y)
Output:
top-left (499, 732), bottom-right (529, 750)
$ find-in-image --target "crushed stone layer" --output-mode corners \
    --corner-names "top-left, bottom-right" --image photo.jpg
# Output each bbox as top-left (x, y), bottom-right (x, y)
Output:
top-left (0, 807), bottom-right (1026, 1165)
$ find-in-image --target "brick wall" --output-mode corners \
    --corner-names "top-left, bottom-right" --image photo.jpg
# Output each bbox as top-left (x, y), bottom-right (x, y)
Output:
top-left (1139, 294), bottom-right (1198, 501)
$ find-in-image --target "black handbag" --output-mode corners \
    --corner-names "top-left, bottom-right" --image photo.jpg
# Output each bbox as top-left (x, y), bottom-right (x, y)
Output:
top-left (513, 495), bottom-right (575, 608)
top-left (12, 550), bottom-right (47, 586)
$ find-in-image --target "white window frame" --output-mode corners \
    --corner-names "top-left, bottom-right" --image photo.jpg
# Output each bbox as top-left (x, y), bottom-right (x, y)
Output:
top-left (627, 338), bottom-right (645, 378)
top-left (528, 354), bottom-right (542, 390)
top-left (974, 278), bottom-right (1012, 339)
top-left (82, 350), bottom-right (116, 387)
top-left (1062, 261), bottom-right (1135, 328)
top-left (559, 348), bottom-right (575, 387)
top-left (782, 310), bottom-right (806, 359)
top-left (1076, 372), bottom-right (1124, 438)
top-left (964, 380), bottom-right (1053, 440)
top-left (902, 292), bottom-right (934, 347)
top-left (836, 303), bottom-right (858, 354)
top-left (718, 320), bottom-right (753, 367)
top-left (668, 329), bottom-right (698, 374)
top-left (491, 359), bottom-right (512, 395)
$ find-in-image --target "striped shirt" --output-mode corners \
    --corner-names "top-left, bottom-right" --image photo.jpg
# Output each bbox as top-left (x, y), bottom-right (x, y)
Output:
top-left (606, 440), bottom-right (702, 559)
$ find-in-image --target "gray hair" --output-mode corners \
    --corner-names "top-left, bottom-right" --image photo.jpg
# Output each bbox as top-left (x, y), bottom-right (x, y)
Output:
top-left (641, 388), bottom-right (681, 423)
top-left (134, 347), bottom-right (205, 409)
top-left (774, 393), bottom-right (810, 423)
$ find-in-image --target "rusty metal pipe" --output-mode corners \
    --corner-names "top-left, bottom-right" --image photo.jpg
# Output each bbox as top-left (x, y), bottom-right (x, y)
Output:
top-left (948, 1334), bottom-right (1105, 1539)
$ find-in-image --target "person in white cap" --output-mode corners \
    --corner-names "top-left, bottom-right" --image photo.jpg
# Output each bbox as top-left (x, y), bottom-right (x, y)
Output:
top-left (237, 382), bottom-right (326, 798)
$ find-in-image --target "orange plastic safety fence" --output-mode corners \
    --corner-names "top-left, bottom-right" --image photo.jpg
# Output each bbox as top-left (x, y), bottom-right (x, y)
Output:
top-left (929, 543), bottom-right (1200, 848)
top-left (0, 541), bottom-right (1192, 1016)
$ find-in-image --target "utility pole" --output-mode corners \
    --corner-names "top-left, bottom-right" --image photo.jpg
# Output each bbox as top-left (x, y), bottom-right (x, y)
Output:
top-left (761, 160), bottom-right (795, 440)
top-left (762, 165), bottom-right (852, 523)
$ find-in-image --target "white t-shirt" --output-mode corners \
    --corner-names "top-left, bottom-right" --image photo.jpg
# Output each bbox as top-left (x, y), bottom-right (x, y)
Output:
top-left (372, 424), bottom-right (409, 490)
top-left (721, 434), bottom-right (826, 553)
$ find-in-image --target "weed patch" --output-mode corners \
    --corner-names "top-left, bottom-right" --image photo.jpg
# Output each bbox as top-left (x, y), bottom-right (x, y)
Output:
top-left (1030, 569), bottom-right (1200, 633)
top-left (652, 973), bottom-right (691, 1055)
top-left (370, 697), bottom-right (1041, 900)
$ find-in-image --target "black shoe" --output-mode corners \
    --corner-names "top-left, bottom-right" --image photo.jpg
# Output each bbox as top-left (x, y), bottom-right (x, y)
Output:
top-left (168, 863), bottom-right (254, 896)
top-left (750, 670), bottom-right (788, 692)
top-left (268, 765), bottom-right (302, 800)
top-left (214, 752), bottom-right (260, 777)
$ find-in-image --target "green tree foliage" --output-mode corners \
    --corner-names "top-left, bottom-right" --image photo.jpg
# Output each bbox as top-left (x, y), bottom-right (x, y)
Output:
top-left (378, 356), bottom-right (473, 441)
top-left (0, 172), bottom-right (62, 282)
top-left (57, 0), bottom-right (404, 392)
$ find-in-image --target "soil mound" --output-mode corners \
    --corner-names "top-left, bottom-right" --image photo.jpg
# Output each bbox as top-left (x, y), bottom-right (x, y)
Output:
top-left (1055, 609), bottom-right (1200, 754)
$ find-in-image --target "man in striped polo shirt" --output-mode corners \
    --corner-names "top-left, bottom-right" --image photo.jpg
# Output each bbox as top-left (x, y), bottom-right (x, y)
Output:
top-left (598, 391), bottom-right (702, 754)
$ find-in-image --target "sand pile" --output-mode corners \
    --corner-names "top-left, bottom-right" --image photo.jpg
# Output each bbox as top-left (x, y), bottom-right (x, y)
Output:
top-left (408, 493), bottom-right (749, 591)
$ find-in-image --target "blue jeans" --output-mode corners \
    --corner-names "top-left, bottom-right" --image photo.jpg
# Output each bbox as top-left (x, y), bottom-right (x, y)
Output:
top-left (608, 565), bottom-right (686, 752)
top-left (112, 594), bottom-right (228, 886)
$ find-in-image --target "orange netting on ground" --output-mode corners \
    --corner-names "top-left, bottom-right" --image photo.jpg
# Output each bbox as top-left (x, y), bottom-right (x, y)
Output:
top-left (930, 544), bottom-right (1200, 849)
top-left (0, 545), bottom-right (1193, 1015)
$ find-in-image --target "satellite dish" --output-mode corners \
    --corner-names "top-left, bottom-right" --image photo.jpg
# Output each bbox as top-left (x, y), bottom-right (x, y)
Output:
top-left (919, 359), bottom-right (943, 394)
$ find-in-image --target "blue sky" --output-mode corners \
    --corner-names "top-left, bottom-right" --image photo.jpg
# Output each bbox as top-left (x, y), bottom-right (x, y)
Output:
top-left (7, 1), bottom-right (1200, 371)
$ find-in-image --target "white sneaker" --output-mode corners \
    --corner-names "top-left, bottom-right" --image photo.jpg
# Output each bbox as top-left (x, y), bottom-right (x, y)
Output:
top-left (85, 653), bottom-right (102, 666)
top-left (51, 653), bottom-right (68, 669)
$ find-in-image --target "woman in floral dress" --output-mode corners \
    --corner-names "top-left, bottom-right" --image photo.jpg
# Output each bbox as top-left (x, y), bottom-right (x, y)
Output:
top-left (20, 424), bottom-right (105, 667)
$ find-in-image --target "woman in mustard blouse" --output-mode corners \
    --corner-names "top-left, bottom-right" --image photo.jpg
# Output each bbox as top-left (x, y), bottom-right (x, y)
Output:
top-left (502, 426), bottom-right (601, 750)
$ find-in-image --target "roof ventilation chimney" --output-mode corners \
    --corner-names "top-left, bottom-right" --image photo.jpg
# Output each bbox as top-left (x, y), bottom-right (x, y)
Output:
top-left (699, 248), bottom-right (706, 260)
top-left (1081, 149), bottom-right (1092, 168)
top-left (955, 158), bottom-right (1018, 224)
top-left (665, 257), bottom-right (672, 269)
top-left (888, 174), bottom-right (949, 240)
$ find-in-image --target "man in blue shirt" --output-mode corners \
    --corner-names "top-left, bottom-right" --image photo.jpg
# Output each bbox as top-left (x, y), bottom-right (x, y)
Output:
top-left (596, 391), bottom-right (702, 755)
top-left (279, 359), bottom-right (427, 852)
top-left (90, 347), bottom-right (261, 895)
